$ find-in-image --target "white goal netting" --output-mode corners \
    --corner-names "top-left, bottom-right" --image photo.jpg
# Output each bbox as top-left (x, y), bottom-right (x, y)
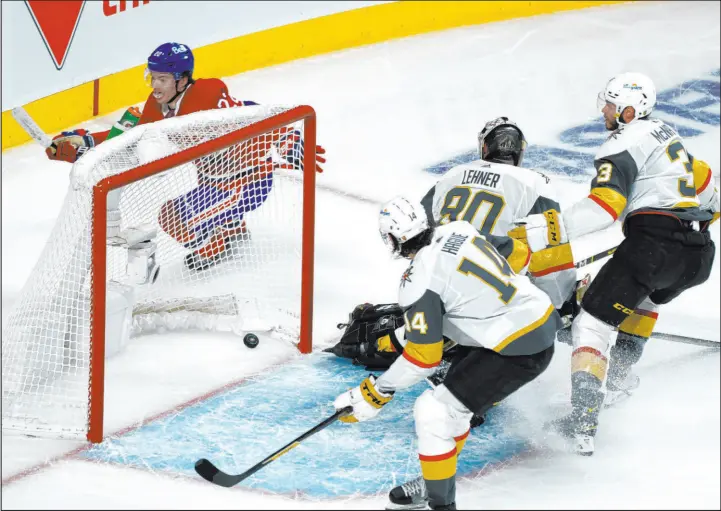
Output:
top-left (2, 105), bottom-right (314, 440)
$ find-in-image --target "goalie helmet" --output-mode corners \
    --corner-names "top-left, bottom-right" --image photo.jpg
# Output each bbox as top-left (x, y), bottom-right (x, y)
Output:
top-left (477, 117), bottom-right (527, 167)
top-left (596, 72), bottom-right (656, 123)
top-left (379, 197), bottom-right (430, 259)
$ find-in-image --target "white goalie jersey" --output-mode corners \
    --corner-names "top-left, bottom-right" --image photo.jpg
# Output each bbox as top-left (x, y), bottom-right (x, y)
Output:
top-left (420, 160), bottom-right (576, 308)
top-left (375, 221), bottom-right (561, 393)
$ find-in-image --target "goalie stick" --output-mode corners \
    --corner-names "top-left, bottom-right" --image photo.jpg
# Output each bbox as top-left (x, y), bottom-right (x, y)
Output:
top-left (194, 406), bottom-right (352, 487)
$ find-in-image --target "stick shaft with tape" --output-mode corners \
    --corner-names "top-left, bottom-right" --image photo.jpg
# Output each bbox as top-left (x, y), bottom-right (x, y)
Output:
top-left (11, 107), bottom-right (52, 148)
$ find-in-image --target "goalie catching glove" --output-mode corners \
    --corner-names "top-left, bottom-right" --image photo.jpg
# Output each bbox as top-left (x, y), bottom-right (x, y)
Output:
top-left (510, 209), bottom-right (568, 252)
top-left (334, 375), bottom-right (394, 423)
top-left (46, 129), bottom-right (96, 163)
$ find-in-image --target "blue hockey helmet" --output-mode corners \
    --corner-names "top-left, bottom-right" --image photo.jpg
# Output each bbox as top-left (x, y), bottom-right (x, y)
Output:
top-left (147, 42), bottom-right (194, 81)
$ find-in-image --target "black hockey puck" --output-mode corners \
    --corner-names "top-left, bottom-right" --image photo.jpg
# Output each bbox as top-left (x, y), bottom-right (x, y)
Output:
top-left (243, 333), bottom-right (259, 349)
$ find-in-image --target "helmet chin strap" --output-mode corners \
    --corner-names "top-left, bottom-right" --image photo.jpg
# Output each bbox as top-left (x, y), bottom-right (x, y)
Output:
top-left (167, 76), bottom-right (193, 106)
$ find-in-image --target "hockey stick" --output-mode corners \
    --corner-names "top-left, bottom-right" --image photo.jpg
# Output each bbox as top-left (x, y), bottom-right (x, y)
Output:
top-left (194, 406), bottom-right (352, 487)
top-left (652, 332), bottom-right (720, 349)
top-left (10, 107), bottom-right (53, 148)
top-left (575, 246), bottom-right (617, 269)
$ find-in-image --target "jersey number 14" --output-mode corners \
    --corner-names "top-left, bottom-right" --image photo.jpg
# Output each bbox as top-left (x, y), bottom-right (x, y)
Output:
top-left (457, 237), bottom-right (517, 304)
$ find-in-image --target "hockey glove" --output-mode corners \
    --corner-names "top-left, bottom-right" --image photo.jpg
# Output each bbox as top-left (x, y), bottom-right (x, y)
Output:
top-left (272, 128), bottom-right (326, 173)
top-left (510, 210), bottom-right (568, 252)
top-left (46, 129), bottom-right (96, 163)
top-left (334, 375), bottom-right (394, 423)
top-left (325, 303), bottom-right (405, 370)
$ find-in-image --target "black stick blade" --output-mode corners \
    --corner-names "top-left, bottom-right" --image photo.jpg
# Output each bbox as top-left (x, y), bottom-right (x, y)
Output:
top-left (195, 458), bottom-right (244, 487)
top-left (194, 458), bottom-right (219, 483)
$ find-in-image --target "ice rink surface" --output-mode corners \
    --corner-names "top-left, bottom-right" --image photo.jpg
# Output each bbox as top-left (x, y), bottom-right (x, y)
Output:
top-left (2, 2), bottom-right (719, 509)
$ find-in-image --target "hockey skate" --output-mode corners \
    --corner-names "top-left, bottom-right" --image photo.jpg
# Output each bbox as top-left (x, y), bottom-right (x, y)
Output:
top-left (545, 406), bottom-right (599, 456)
top-left (387, 476), bottom-right (428, 510)
top-left (604, 371), bottom-right (640, 409)
top-left (184, 220), bottom-right (251, 272)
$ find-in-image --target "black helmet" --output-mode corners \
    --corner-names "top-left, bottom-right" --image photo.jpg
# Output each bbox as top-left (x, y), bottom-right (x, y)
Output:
top-left (477, 117), bottom-right (527, 167)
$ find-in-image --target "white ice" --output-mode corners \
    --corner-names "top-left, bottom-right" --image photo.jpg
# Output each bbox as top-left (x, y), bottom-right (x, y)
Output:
top-left (2, 1), bottom-right (719, 509)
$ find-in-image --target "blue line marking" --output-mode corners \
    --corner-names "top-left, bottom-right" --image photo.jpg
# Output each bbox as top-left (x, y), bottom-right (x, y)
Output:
top-left (81, 354), bottom-right (530, 497)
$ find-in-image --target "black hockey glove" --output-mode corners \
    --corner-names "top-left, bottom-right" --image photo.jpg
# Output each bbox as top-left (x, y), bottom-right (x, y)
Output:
top-left (325, 303), bottom-right (405, 370)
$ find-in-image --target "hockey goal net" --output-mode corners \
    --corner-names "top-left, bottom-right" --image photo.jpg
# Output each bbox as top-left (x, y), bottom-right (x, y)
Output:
top-left (2, 105), bottom-right (316, 442)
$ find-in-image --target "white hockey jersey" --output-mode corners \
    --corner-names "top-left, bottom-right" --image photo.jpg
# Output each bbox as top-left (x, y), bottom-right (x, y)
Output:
top-left (564, 118), bottom-right (720, 240)
top-left (420, 160), bottom-right (575, 307)
top-left (375, 221), bottom-right (560, 394)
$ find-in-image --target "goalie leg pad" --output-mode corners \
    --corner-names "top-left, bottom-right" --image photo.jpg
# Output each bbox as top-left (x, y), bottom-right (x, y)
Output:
top-left (105, 281), bottom-right (135, 358)
top-left (126, 240), bottom-right (160, 286)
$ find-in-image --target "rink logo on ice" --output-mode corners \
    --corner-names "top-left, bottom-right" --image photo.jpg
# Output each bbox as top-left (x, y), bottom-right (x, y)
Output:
top-left (425, 69), bottom-right (721, 178)
top-left (80, 355), bottom-right (531, 497)
top-left (25, 0), bottom-right (86, 70)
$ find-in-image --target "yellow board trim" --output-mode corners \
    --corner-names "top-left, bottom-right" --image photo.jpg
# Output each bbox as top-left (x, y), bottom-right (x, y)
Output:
top-left (2, 1), bottom-right (624, 150)
top-left (493, 305), bottom-right (554, 353)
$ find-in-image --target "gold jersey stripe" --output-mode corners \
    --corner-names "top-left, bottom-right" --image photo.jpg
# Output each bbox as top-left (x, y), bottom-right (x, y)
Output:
top-left (506, 238), bottom-right (531, 273)
top-left (693, 159), bottom-right (713, 194)
top-left (402, 340), bottom-right (443, 368)
top-left (529, 243), bottom-right (574, 277)
top-left (493, 305), bottom-right (555, 353)
top-left (589, 187), bottom-right (627, 220)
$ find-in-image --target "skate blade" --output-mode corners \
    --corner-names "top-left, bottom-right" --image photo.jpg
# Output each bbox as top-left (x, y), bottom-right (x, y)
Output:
top-left (603, 390), bottom-right (633, 409)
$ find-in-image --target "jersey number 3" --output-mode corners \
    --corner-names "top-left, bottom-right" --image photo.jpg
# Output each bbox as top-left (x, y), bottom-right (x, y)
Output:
top-left (667, 140), bottom-right (696, 198)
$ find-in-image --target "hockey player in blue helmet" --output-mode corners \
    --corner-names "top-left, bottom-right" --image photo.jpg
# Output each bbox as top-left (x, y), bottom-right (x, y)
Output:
top-left (46, 42), bottom-right (326, 271)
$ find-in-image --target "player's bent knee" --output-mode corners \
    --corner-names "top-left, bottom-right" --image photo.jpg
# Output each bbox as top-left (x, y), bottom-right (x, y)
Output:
top-left (158, 200), bottom-right (176, 233)
top-left (158, 200), bottom-right (193, 243)
top-left (572, 308), bottom-right (617, 354)
top-left (414, 388), bottom-right (471, 456)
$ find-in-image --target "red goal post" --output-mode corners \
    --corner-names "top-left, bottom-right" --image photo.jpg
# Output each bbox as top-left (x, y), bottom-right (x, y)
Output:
top-left (88, 105), bottom-right (317, 442)
top-left (2, 105), bottom-right (316, 444)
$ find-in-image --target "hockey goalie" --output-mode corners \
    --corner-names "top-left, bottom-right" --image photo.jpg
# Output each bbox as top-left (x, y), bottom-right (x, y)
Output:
top-left (41, 41), bottom-right (325, 357)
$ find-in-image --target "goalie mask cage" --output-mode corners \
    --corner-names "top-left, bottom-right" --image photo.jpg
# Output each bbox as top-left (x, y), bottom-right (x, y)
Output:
top-left (2, 105), bottom-right (316, 443)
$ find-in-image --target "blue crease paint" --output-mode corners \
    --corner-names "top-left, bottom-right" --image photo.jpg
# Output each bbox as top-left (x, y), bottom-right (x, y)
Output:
top-left (81, 355), bottom-right (529, 497)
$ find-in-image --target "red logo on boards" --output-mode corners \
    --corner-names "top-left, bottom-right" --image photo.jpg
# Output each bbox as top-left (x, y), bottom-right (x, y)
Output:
top-left (25, 1), bottom-right (86, 70)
